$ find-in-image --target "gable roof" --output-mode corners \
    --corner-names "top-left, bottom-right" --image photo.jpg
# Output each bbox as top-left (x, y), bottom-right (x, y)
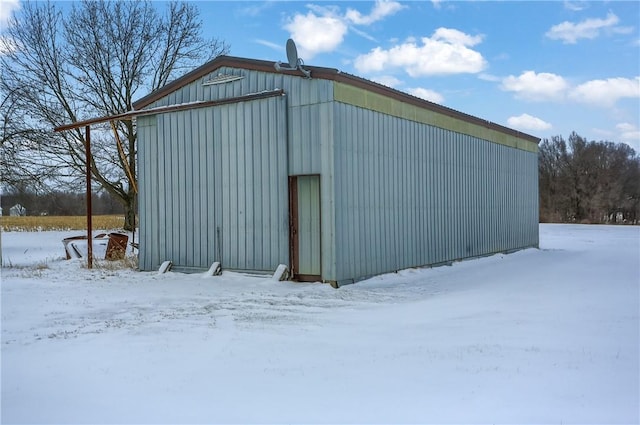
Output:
top-left (133, 55), bottom-right (540, 144)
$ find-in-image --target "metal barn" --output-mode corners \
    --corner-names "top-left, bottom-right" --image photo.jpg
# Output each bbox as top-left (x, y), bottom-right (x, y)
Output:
top-left (133, 56), bottom-right (539, 286)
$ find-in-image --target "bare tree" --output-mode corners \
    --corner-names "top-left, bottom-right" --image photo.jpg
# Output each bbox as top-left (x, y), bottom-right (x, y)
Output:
top-left (0, 0), bottom-right (229, 230)
top-left (539, 132), bottom-right (640, 224)
top-left (1, 87), bottom-right (59, 193)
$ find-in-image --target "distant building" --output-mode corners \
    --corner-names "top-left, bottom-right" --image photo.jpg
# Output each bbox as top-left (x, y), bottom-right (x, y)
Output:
top-left (9, 204), bottom-right (26, 216)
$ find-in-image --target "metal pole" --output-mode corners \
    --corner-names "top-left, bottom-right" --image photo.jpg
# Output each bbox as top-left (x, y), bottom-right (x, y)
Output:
top-left (85, 125), bottom-right (93, 269)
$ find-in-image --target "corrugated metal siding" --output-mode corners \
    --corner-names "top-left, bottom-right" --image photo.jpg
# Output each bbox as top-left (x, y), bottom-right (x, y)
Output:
top-left (332, 103), bottom-right (539, 283)
top-left (137, 66), bottom-right (340, 274)
top-left (137, 115), bottom-right (157, 271)
top-left (145, 67), bottom-right (333, 109)
top-left (138, 96), bottom-right (289, 272)
top-left (334, 82), bottom-right (538, 153)
top-left (139, 67), bottom-right (335, 273)
top-left (288, 104), bottom-right (325, 175)
top-left (138, 65), bottom-right (538, 283)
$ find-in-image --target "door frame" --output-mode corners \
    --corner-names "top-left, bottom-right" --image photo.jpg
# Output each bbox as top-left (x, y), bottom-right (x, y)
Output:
top-left (288, 174), bottom-right (322, 282)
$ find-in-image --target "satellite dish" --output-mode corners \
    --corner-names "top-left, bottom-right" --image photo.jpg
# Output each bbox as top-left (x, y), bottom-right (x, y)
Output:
top-left (286, 39), bottom-right (299, 68)
top-left (274, 38), bottom-right (311, 79)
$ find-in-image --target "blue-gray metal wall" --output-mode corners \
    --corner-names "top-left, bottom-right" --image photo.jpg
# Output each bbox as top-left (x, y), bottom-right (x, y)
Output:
top-left (332, 103), bottom-right (539, 283)
top-left (137, 67), bottom-right (337, 274)
top-left (136, 66), bottom-right (538, 281)
top-left (137, 96), bottom-right (290, 272)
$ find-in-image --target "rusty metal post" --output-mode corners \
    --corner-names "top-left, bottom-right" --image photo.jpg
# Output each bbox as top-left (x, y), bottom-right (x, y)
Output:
top-left (85, 125), bottom-right (93, 269)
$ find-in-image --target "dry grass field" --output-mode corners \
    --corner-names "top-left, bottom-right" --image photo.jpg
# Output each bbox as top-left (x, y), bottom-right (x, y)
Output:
top-left (0, 215), bottom-right (126, 232)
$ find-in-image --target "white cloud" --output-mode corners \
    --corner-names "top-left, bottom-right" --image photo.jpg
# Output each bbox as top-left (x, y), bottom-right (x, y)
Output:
top-left (0, 0), bottom-right (20, 31)
top-left (345, 0), bottom-right (405, 26)
top-left (507, 114), bottom-right (552, 132)
top-left (616, 122), bottom-right (640, 145)
top-left (493, 52), bottom-right (510, 61)
top-left (283, 2), bottom-right (403, 60)
top-left (564, 1), bottom-right (588, 12)
top-left (478, 73), bottom-right (501, 82)
top-left (0, 34), bottom-right (19, 55)
top-left (611, 26), bottom-right (634, 36)
top-left (236, 1), bottom-right (274, 17)
top-left (569, 77), bottom-right (640, 107)
top-left (353, 28), bottom-right (487, 76)
top-left (350, 26), bottom-right (378, 43)
top-left (407, 87), bottom-right (445, 104)
top-left (501, 72), bottom-right (640, 109)
top-left (284, 10), bottom-right (348, 60)
top-left (501, 71), bottom-right (569, 101)
top-left (432, 27), bottom-right (483, 46)
top-left (370, 75), bottom-right (403, 88)
top-left (254, 39), bottom-right (281, 51)
top-left (545, 12), bottom-right (623, 44)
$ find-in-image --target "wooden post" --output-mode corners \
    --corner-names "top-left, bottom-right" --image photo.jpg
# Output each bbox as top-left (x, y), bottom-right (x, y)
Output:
top-left (85, 125), bottom-right (93, 269)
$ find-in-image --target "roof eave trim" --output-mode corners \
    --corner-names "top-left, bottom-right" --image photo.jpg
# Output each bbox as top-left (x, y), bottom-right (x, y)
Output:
top-left (131, 55), bottom-right (540, 145)
top-left (55, 89), bottom-right (285, 132)
top-left (132, 55), bottom-right (339, 110)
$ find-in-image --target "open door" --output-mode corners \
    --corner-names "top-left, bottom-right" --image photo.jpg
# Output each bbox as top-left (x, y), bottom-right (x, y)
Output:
top-left (289, 175), bottom-right (321, 281)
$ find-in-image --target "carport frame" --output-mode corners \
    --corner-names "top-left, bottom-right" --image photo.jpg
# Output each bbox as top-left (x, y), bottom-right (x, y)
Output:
top-left (53, 89), bottom-right (285, 268)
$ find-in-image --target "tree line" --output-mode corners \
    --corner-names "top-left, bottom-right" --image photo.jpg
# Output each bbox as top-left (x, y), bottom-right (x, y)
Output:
top-left (539, 132), bottom-right (639, 224)
top-left (1, 189), bottom-right (124, 216)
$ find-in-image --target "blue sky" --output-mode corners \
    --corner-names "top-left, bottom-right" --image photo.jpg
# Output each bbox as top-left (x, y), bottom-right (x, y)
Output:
top-left (1, 1), bottom-right (639, 150)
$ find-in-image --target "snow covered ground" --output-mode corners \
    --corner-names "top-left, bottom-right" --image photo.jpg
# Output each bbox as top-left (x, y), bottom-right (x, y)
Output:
top-left (1, 224), bottom-right (639, 424)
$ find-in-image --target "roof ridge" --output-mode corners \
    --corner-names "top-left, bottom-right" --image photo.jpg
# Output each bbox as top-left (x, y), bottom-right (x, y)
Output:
top-left (132, 55), bottom-right (539, 144)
